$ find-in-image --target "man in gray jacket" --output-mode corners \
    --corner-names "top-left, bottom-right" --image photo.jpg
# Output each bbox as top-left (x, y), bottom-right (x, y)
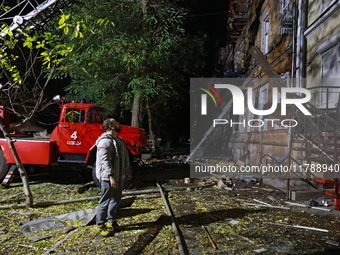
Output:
top-left (95, 118), bottom-right (131, 237)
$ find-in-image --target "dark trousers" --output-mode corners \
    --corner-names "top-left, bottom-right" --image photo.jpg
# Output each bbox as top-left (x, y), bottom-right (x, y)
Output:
top-left (96, 179), bottom-right (123, 225)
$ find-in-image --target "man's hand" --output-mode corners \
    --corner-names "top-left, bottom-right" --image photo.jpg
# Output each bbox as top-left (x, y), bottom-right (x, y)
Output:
top-left (109, 176), bottom-right (118, 189)
top-left (125, 174), bottom-right (132, 181)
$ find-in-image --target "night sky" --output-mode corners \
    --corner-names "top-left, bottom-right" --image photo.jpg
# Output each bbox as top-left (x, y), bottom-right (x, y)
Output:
top-left (184, 0), bottom-right (229, 76)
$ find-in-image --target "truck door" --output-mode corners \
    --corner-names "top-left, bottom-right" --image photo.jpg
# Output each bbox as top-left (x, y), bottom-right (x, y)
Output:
top-left (88, 108), bottom-right (105, 145)
top-left (58, 108), bottom-right (91, 154)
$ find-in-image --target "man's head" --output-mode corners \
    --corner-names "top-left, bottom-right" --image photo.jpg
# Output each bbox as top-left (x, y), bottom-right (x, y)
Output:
top-left (103, 118), bottom-right (121, 133)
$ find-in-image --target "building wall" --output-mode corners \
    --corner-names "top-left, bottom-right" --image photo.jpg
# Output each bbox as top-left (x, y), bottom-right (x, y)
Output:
top-left (305, 1), bottom-right (340, 108)
top-left (225, 0), bottom-right (293, 166)
top-left (306, 1), bottom-right (340, 79)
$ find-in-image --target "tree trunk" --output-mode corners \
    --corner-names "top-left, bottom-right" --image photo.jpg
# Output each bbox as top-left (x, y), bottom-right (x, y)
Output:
top-left (131, 0), bottom-right (148, 128)
top-left (0, 117), bottom-right (33, 208)
top-left (146, 101), bottom-right (156, 152)
top-left (131, 93), bottom-right (141, 127)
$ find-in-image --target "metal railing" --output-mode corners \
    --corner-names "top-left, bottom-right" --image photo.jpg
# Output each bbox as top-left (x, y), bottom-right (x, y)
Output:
top-left (307, 85), bottom-right (340, 116)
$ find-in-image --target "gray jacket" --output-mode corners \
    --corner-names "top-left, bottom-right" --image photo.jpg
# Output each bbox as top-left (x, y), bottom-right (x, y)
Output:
top-left (95, 133), bottom-right (130, 182)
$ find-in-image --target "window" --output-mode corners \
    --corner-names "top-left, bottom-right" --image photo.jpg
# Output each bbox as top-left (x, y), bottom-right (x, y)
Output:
top-left (282, 0), bottom-right (290, 11)
top-left (274, 90), bottom-right (288, 129)
top-left (258, 84), bottom-right (269, 131)
top-left (275, 73), bottom-right (289, 130)
top-left (65, 109), bottom-right (86, 123)
top-left (320, 44), bottom-right (340, 109)
top-left (238, 115), bottom-right (244, 133)
top-left (247, 91), bottom-right (256, 132)
top-left (263, 17), bottom-right (270, 54)
top-left (88, 109), bottom-right (104, 124)
top-left (260, 7), bottom-right (270, 55)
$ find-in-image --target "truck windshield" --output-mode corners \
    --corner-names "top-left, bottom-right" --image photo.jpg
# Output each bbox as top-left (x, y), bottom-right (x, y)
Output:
top-left (65, 109), bottom-right (86, 123)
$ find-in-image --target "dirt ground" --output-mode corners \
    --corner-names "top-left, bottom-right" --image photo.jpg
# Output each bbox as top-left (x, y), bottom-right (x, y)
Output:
top-left (1, 145), bottom-right (340, 254)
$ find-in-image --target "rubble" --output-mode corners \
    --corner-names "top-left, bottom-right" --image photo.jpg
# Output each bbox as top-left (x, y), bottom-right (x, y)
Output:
top-left (184, 178), bottom-right (191, 184)
top-left (254, 248), bottom-right (268, 254)
top-left (325, 240), bottom-right (339, 246)
top-left (217, 179), bottom-right (227, 189)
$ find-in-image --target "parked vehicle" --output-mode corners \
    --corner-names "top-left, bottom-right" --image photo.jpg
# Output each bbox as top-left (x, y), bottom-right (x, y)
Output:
top-left (0, 101), bottom-right (147, 188)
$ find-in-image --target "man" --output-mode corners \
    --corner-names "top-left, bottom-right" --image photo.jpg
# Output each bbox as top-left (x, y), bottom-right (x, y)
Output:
top-left (95, 118), bottom-right (131, 237)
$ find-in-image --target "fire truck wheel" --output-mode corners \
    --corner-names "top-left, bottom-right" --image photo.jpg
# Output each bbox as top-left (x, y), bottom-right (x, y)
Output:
top-left (92, 164), bottom-right (101, 189)
top-left (0, 149), bottom-right (9, 182)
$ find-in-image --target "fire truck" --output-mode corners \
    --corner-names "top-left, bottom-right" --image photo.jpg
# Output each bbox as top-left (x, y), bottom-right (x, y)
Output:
top-left (0, 101), bottom-right (147, 187)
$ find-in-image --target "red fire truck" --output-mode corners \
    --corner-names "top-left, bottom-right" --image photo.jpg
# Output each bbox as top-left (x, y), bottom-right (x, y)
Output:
top-left (0, 101), bottom-right (147, 187)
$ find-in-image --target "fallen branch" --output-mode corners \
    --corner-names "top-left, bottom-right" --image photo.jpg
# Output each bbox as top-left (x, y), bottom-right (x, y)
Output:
top-left (0, 194), bottom-right (22, 204)
top-left (264, 222), bottom-right (329, 232)
top-left (244, 203), bottom-right (290, 210)
top-left (284, 201), bottom-right (309, 207)
top-left (146, 242), bottom-right (163, 255)
top-left (253, 199), bottom-right (272, 207)
top-left (325, 240), bottom-right (339, 246)
top-left (157, 183), bottom-right (189, 255)
top-left (206, 213), bottom-right (218, 221)
top-left (0, 196), bottom-right (134, 210)
top-left (43, 227), bottom-right (81, 255)
top-left (124, 215), bottom-right (168, 255)
top-left (7, 210), bottom-right (34, 217)
top-left (252, 186), bottom-right (274, 192)
top-left (74, 181), bottom-right (96, 193)
top-left (19, 244), bottom-right (47, 251)
top-left (202, 225), bottom-right (217, 249)
top-left (122, 183), bottom-right (215, 196)
top-left (310, 207), bottom-right (332, 212)
top-left (0, 196), bottom-right (100, 210)
top-left (0, 184), bottom-right (215, 210)
top-left (225, 228), bottom-right (254, 245)
top-left (284, 202), bottom-right (332, 211)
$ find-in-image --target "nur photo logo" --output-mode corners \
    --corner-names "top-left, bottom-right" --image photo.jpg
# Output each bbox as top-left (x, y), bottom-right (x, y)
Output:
top-left (198, 83), bottom-right (312, 117)
top-left (196, 82), bottom-right (223, 115)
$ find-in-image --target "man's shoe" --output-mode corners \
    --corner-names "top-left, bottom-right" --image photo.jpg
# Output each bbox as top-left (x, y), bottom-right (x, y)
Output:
top-left (98, 224), bottom-right (111, 237)
top-left (106, 221), bottom-right (122, 231)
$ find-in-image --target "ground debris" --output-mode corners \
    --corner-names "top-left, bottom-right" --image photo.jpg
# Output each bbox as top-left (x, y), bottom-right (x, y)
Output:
top-left (244, 202), bottom-right (290, 210)
top-left (264, 222), bottom-right (329, 232)
top-left (254, 247), bottom-right (268, 253)
top-left (42, 227), bottom-right (81, 255)
top-left (18, 244), bottom-right (47, 251)
top-left (325, 240), bottom-right (339, 246)
top-left (74, 181), bottom-right (96, 193)
top-left (201, 225), bottom-right (217, 249)
top-left (2, 155), bottom-right (340, 254)
top-left (7, 210), bottom-right (35, 217)
top-left (124, 215), bottom-right (168, 255)
top-left (217, 179), bottom-right (227, 189)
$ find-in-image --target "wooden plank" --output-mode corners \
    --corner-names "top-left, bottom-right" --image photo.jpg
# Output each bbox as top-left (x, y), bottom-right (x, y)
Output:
top-left (202, 225), bottom-right (217, 249)
top-left (249, 46), bottom-right (286, 92)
